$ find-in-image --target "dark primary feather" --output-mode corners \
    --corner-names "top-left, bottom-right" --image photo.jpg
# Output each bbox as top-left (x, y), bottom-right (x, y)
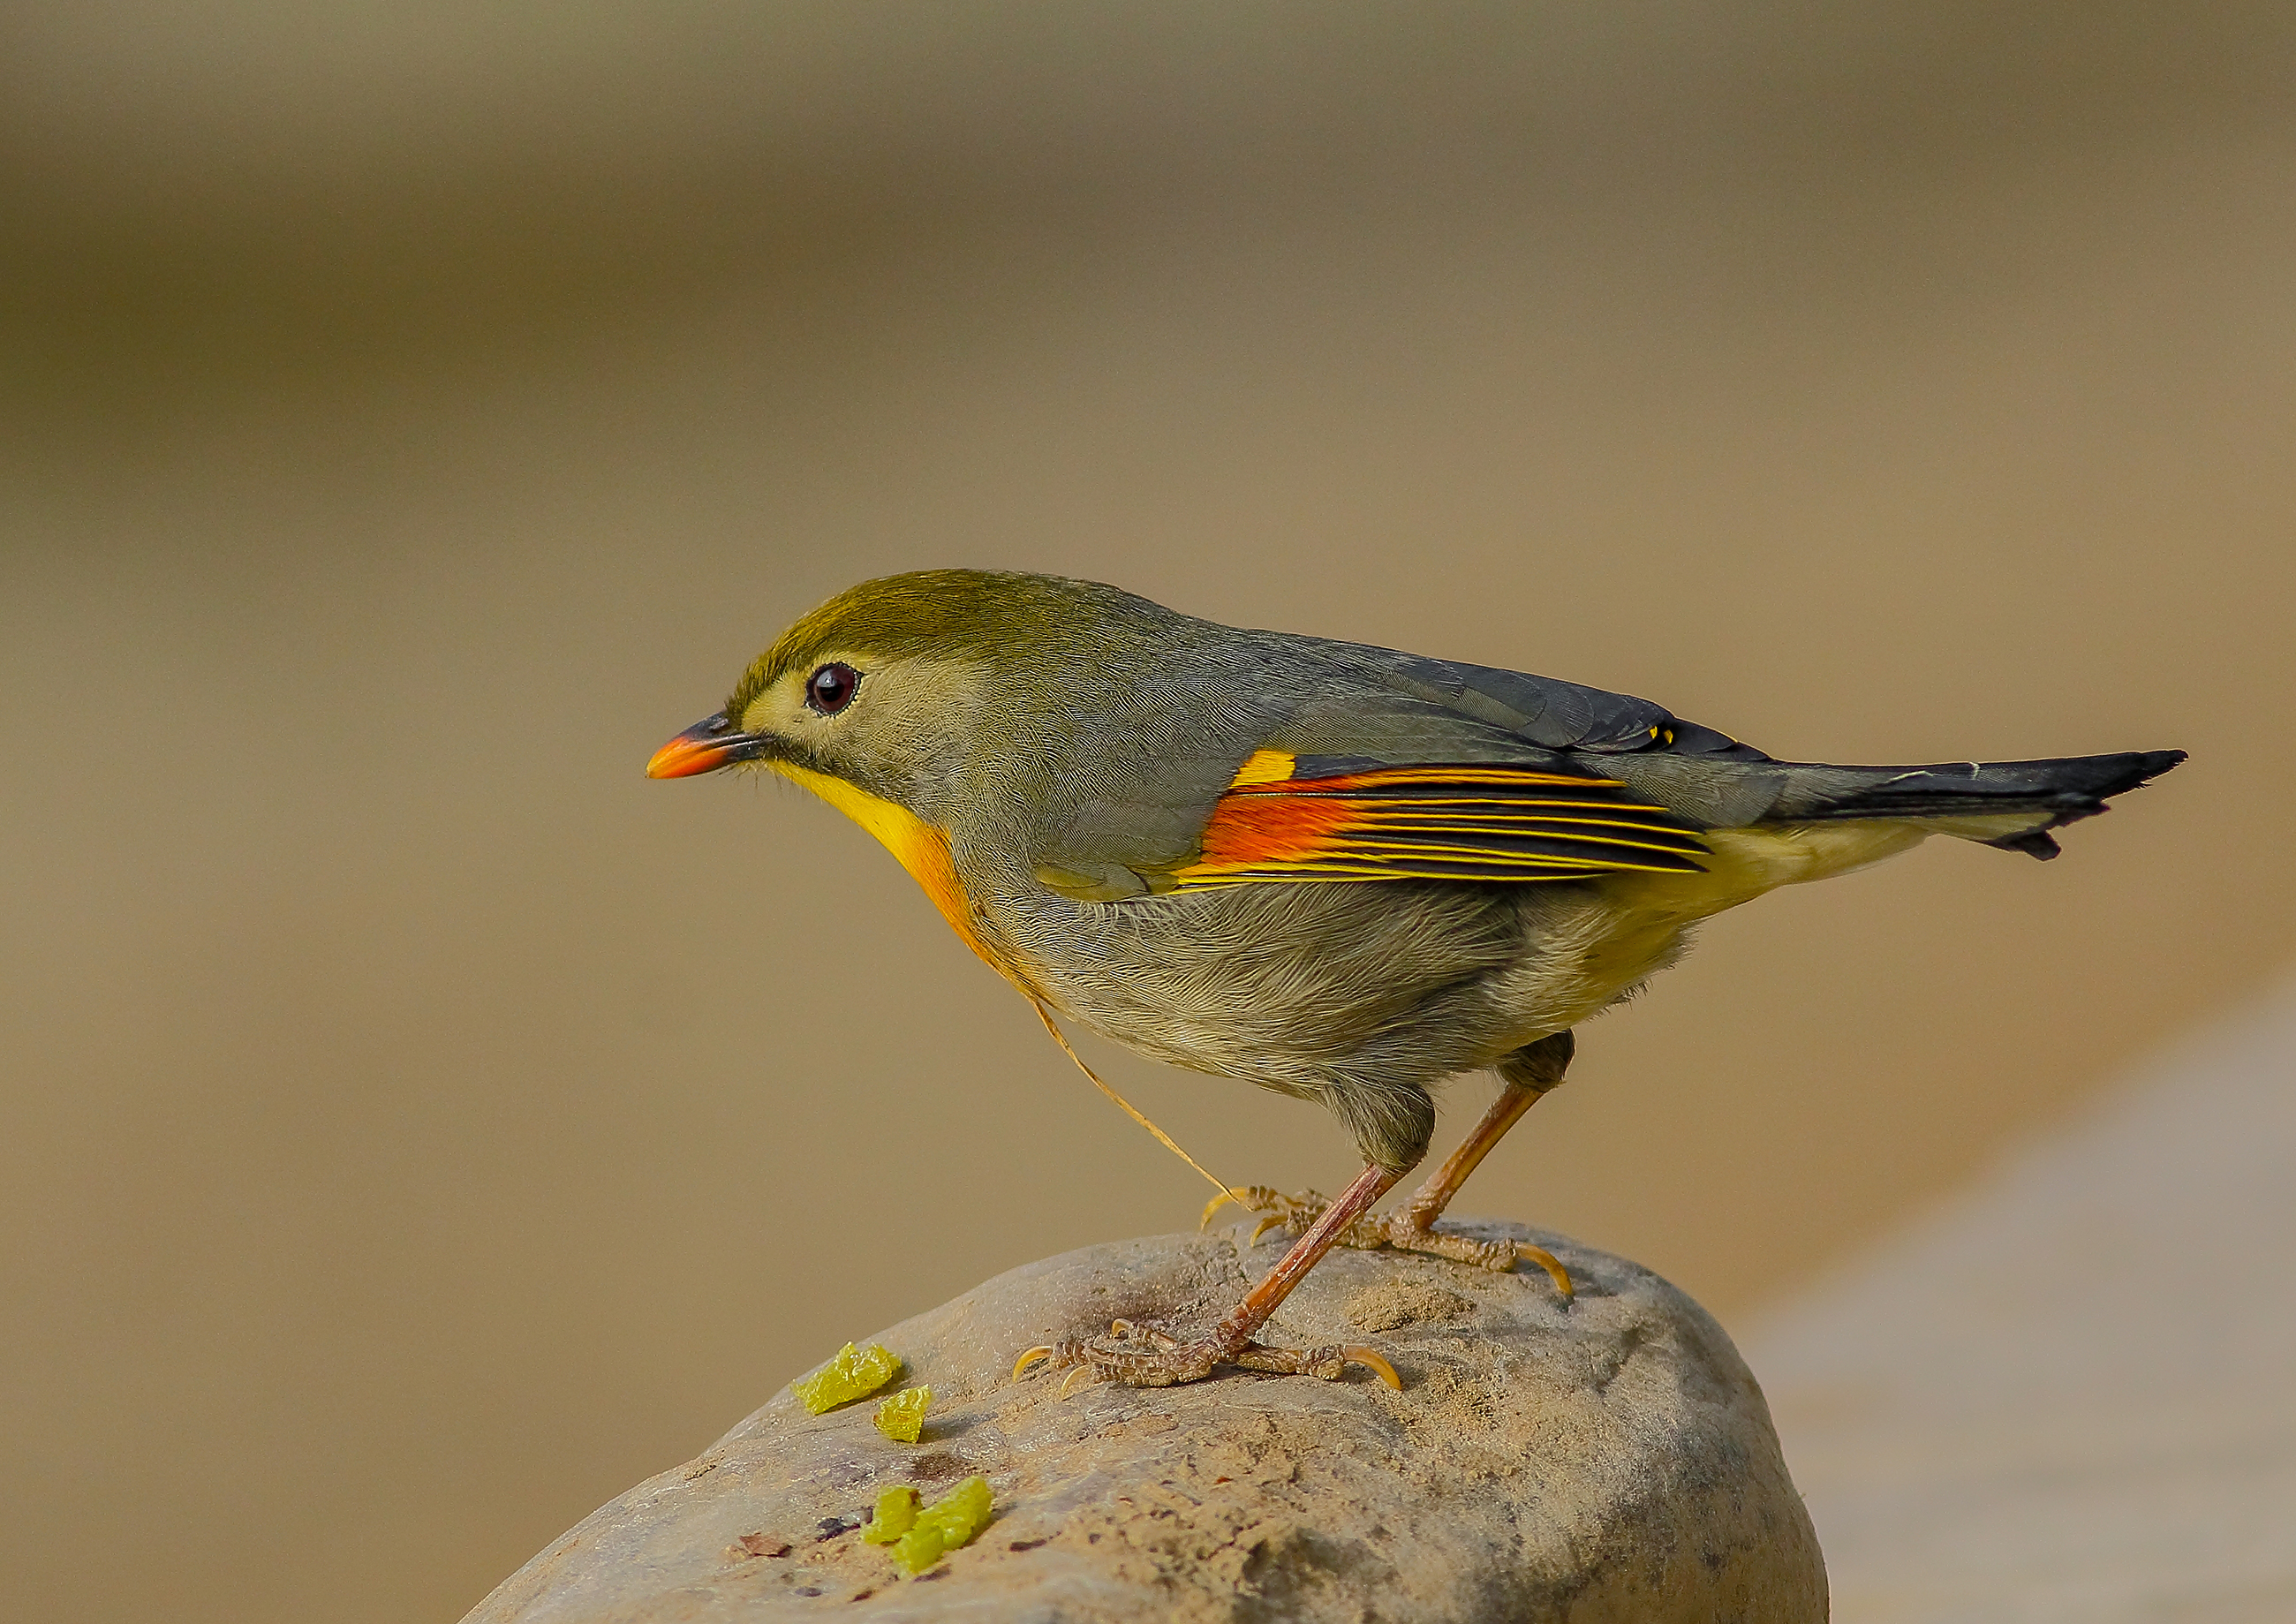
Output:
top-left (1386, 653), bottom-right (1771, 759)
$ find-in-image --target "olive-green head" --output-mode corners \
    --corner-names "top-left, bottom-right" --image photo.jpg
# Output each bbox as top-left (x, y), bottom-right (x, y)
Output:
top-left (644, 569), bottom-right (1150, 812)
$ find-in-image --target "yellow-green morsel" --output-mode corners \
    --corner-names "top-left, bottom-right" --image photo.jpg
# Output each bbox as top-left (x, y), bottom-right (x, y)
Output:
top-left (893, 1522), bottom-right (948, 1573)
top-left (861, 1486), bottom-right (918, 1545)
top-left (873, 1385), bottom-right (932, 1443)
top-left (893, 1475), bottom-right (993, 1574)
top-left (789, 1342), bottom-right (902, 1415)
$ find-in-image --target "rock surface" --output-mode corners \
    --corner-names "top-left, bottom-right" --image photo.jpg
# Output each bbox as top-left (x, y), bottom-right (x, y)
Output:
top-left (465, 1219), bottom-right (1824, 1623)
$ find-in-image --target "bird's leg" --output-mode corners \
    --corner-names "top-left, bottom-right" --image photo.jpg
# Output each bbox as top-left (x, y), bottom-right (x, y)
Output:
top-left (1377, 1033), bottom-right (1573, 1294)
top-left (1212, 1033), bottom-right (1576, 1295)
top-left (1016, 1160), bottom-right (1406, 1389)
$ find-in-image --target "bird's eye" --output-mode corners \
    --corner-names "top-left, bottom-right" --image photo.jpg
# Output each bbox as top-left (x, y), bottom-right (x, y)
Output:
top-left (805, 662), bottom-right (860, 715)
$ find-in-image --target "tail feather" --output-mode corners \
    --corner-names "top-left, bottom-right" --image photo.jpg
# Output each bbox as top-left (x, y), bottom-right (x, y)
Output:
top-left (1765, 748), bottom-right (2186, 858)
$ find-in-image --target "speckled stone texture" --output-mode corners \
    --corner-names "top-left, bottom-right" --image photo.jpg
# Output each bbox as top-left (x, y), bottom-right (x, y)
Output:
top-left (464, 1220), bottom-right (1824, 1622)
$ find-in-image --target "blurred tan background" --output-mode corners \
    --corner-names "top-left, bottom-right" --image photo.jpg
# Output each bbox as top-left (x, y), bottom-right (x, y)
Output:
top-left (3, 5), bottom-right (2291, 1621)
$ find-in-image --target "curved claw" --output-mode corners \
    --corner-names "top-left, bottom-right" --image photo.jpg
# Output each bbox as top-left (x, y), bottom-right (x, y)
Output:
top-left (1522, 1245), bottom-right (1575, 1303)
top-left (1012, 1345), bottom-right (1057, 1382)
top-left (1248, 1212), bottom-right (1288, 1246)
top-left (1056, 1364), bottom-right (1099, 1401)
top-left (1199, 1187), bottom-right (1247, 1229)
top-left (1341, 1346), bottom-right (1404, 1391)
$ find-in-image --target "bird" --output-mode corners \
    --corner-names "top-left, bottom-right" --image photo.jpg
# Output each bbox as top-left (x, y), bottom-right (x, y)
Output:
top-left (646, 569), bottom-right (2182, 1389)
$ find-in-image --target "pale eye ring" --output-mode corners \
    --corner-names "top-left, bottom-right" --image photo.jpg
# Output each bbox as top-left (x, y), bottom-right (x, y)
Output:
top-left (805, 661), bottom-right (860, 715)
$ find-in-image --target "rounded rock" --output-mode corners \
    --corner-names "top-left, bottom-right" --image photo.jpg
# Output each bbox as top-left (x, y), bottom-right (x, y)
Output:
top-left (465, 1221), bottom-right (1824, 1622)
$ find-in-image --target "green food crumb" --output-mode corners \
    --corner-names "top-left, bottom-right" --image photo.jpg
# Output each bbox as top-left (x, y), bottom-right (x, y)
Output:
top-left (873, 1385), bottom-right (932, 1443)
top-left (789, 1342), bottom-right (902, 1414)
top-left (861, 1486), bottom-right (918, 1545)
top-left (921, 1474), bottom-right (993, 1542)
top-left (893, 1475), bottom-right (994, 1574)
top-left (893, 1522), bottom-right (948, 1573)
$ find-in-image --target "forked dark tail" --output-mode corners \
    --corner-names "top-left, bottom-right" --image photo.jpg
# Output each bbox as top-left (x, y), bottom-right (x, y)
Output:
top-left (1762, 749), bottom-right (2186, 858)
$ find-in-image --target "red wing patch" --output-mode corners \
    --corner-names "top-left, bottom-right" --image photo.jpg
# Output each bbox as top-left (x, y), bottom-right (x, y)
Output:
top-left (1167, 750), bottom-right (1707, 888)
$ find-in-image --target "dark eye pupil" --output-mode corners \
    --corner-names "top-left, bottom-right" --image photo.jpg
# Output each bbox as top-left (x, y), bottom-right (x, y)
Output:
top-left (807, 662), bottom-right (858, 714)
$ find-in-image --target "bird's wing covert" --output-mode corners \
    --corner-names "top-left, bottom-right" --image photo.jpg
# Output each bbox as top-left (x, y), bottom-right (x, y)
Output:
top-left (1159, 749), bottom-right (1708, 888)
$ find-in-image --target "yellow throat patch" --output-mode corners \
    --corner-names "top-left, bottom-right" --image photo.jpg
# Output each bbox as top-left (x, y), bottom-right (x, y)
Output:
top-left (770, 762), bottom-right (1017, 983)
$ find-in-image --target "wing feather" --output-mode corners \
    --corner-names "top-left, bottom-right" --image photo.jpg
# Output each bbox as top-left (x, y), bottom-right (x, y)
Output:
top-left (1167, 751), bottom-right (1707, 888)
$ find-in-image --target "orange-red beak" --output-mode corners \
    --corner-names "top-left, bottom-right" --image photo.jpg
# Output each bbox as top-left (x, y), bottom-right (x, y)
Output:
top-left (646, 713), bottom-right (766, 779)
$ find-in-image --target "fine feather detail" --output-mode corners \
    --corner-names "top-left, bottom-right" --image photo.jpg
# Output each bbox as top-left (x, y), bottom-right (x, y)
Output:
top-left (1167, 753), bottom-right (1709, 886)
